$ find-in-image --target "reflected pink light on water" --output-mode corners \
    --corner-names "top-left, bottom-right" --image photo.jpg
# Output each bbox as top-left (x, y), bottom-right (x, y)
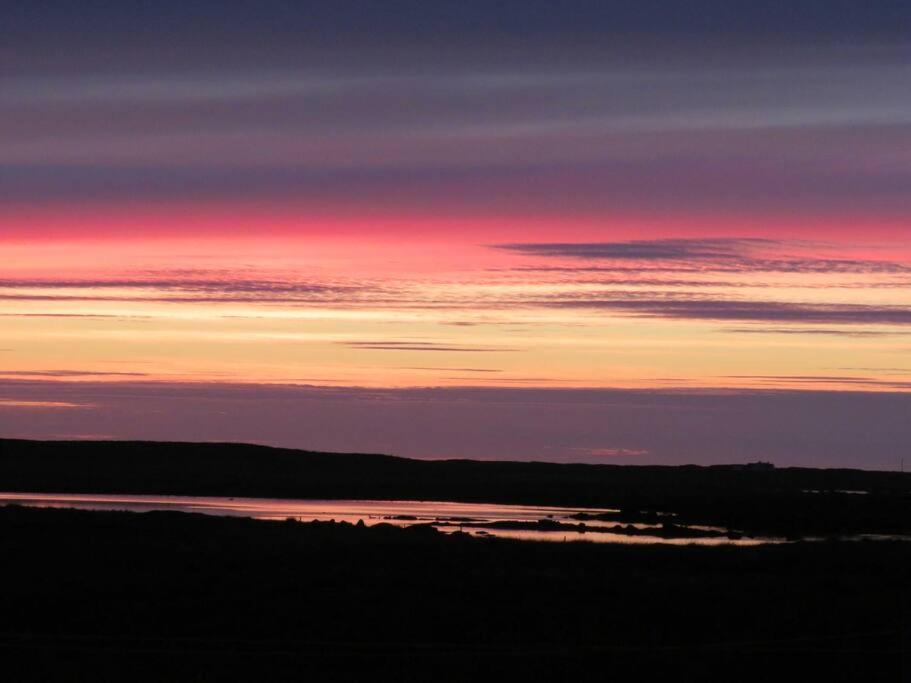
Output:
top-left (0, 492), bottom-right (779, 546)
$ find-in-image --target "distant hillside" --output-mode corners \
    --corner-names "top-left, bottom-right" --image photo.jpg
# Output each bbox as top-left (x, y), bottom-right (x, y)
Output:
top-left (1, 438), bottom-right (910, 536)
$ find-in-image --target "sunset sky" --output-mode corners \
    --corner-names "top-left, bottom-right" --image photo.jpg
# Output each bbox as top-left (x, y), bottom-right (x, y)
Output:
top-left (2, 1), bottom-right (909, 467)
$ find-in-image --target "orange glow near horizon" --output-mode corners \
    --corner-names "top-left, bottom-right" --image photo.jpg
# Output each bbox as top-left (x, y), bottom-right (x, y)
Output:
top-left (2, 209), bottom-right (911, 394)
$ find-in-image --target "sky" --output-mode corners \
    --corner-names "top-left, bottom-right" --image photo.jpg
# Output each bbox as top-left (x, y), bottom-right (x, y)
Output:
top-left (1, 1), bottom-right (910, 467)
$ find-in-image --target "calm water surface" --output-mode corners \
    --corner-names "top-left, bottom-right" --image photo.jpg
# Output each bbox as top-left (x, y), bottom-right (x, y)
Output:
top-left (0, 492), bottom-right (776, 545)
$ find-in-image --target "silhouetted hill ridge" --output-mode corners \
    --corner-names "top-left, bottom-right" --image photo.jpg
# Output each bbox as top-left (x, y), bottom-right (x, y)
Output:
top-left (2, 438), bottom-right (910, 536)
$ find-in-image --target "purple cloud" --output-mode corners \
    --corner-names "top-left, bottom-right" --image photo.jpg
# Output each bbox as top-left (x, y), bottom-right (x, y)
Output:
top-left (534, 298), bottom-right (911, 326)
top-left (0, 370), bottom-right (149, 378)
top-left (1, 379), bottom-right (909, 469)
top-left (496, 239), bottom-right (911, 275)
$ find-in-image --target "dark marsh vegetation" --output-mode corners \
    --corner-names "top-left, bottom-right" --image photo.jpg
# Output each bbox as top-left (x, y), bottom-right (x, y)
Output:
top-left (1, 505), bottom-right (910, 682)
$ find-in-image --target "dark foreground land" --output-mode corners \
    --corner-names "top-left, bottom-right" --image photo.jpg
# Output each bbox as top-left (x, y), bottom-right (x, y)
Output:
top-left (2, 438), bottom-right (911, 538)
top-left (1, 505), bottom-right (910, 682)
top-left (2, 439), bottom-right (911, 681)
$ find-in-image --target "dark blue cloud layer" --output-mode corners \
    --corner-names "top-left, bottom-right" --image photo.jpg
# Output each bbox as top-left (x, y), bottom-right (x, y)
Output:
top-left (6, 1), bottom-right (908, 76)
top-left (3, 3), bottom-right (908, 218)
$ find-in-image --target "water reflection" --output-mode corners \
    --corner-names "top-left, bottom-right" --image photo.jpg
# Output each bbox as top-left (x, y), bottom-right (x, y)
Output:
top-left (0, 492), bottom-right (778, 545)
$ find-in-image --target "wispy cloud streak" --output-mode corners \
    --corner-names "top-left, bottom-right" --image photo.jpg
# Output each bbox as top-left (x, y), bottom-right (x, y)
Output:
top-left (497, 239), bottom-right (911, 274)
